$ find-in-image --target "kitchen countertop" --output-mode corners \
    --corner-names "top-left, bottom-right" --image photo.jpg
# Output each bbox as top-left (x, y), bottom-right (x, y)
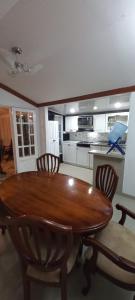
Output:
top-left (88, 149), bottom-right (125, 159)
top-left (63, 140), bottom-right (79, 144)
top-left (63, 140), bottom-right (126, 147)
top-left (90, 142), bottom-right (126, 147)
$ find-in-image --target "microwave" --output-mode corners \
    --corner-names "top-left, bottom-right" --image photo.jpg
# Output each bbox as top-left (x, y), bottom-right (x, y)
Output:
top-left (78, 115), bottom-right (93, 130)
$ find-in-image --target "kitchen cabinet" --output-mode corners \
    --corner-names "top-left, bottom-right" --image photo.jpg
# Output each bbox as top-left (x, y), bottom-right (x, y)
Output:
top-left (89, 152), bottom-right (94, 169)
top-left (106, 112), bottom-right (129, 132)
top-left (63, 142), bottom-right (76, 164)
top-left (93, 112), bottom-right (129, 133)
top-left (65, 116), bottom-right (78, 132)
top-left (93, 114), bottom-right (106, 132)
top-left (76, 147), bottom-right (90, 168)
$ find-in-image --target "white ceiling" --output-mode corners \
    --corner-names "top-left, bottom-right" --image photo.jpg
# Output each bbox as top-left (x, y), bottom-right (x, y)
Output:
top-left (0, 0), bottom-right (135, 103)
top-left (49, 93), bottom-right (130, 115)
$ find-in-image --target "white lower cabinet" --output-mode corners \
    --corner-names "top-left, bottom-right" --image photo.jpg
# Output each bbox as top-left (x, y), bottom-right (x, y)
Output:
top-left (63, 142), bottom-right (110, 169)
top-left (89, 153), bottom-right (94, 169)
top-left (63, 142), bottom-right (76, 164)
top-left (76, 147), bottom-right (90, 168)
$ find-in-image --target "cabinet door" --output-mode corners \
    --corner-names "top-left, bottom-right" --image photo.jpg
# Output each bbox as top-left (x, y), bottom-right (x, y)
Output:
top-left (106, 112), bottom-right (129, 132)
top-left (63, 144), bottom-right (69, 162)
top-left (65, 116), bottom-right (78, 132)
top-left (76, 147), bottom-right (89, 168)
top-left (94, 114), bottom-right (106, 132)
top-left (89, 153), bottom-right (94, 169)
top-left (63, 143), bottom-right (76, 164)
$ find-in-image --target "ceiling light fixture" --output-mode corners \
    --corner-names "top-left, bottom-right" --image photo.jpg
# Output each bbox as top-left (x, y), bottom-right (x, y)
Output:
top-left (114, 102), bottom-right (121, 109)
top-left (93, 106), bottom-right (98, 110)
top-left (70, 108), bottom-right (75, 114)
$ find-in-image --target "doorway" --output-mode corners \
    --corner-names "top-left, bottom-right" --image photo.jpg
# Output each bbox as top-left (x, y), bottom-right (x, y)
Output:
top-left (0, 107), bottom-right (15, 182)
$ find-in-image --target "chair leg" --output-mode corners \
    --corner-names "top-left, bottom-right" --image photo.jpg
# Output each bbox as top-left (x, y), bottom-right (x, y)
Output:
top-left (82, 260), bottom-right (92, 296)
top-left (2, 227), bottom-right (6, 235)
top-left (23, 276), bottom-right (30, 300)
top-left (76, 239), bottom-right (83, 267)
top-left (60, 279), bottom-right (67, 300)
top-left (133, 295), bottom-right (135, 300)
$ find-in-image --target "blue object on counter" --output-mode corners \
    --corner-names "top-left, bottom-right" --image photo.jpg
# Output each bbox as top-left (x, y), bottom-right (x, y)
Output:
top-left (107, 122), bottom-right (128, 155)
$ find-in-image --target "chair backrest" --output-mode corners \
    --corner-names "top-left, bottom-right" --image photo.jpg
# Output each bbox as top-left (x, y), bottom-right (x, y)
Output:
top-left (36, 153), bottom-right (60, 173)
top-left (96, 164), bottom-right (119, 201)
top-left (7, 216), bottom-right (73, 273)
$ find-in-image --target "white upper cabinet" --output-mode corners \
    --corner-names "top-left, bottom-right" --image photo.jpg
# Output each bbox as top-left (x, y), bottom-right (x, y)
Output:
top-left (93, 114), bottom-right (106, 132)
top-left (93, 112), bottom-right (129, 132)
top-left (65, 116), bottom-right (78, 132)
top-left (106, 112), bottom-right (129, 132)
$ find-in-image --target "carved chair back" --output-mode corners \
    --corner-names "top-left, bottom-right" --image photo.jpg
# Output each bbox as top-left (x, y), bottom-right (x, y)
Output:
top-left (96, 164), bottom-right (118, 201)
top-left (7, 216), bottom-right (73, 273)
top-left (36, 153), bottom-right (60, 173)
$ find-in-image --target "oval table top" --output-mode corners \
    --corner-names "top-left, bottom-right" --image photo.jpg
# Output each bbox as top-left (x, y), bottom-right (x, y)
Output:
top-left (0, 171), bottom-right (113, 234)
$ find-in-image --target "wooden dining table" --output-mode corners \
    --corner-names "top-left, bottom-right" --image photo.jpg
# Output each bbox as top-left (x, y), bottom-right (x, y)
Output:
top-left (0, 171), bottom-right (113, 234)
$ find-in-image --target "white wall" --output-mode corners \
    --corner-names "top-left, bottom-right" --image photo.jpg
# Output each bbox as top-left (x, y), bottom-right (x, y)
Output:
top-left (0, 89), bottom-right (35, 109)
top-left (38, 107), bottom-right (46, 155)
top-left (123, 92), bottom-right (135, 197)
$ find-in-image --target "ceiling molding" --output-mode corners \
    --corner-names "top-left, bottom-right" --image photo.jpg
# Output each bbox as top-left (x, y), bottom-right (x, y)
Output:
top-left (0, 83), bottom-right (134, 108)
top-left (0, 83), bottom-right (38, 107)
top-left (38, 85), bottom-right (135, 107)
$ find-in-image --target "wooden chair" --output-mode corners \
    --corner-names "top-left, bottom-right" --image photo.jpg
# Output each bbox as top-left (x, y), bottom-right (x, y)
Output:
top-left (0, 200), bottom-right (8, 234)
top-left (95, 164), bottom-right (119, 201)
top-left (5, 215), bottom-right (79, 300)
top-left (82, 204), bottom-right (135, 299)
top-left (36, 153), bottom-right (60, 173)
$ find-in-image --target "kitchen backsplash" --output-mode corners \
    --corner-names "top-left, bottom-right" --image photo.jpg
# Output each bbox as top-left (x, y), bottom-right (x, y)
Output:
top-left (69, 131), bottom-right (127, 143)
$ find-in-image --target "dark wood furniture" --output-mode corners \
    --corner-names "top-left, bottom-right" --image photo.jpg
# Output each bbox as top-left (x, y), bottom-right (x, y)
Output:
top-left (0, 200), bottom-right (7, 234)
top-left (0, 172), bottom-right (113, 234)
top-left (36, 153), bottom-right (60, 173)
top-left (96, 164), bottom-right (119, 201)
top-left (83, 204), bottom-right (135, 299)
top-left (5, 215), bottom-right (79, 300)
top-left (0, 142), bottom-right (6, 176)
top-left (4, 140), bottom-right (13, 160)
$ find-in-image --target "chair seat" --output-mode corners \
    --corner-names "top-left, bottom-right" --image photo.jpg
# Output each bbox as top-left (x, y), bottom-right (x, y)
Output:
top-left (27, 239), bottom-right (80, 283)
top-left (85, 221), bottom-right (135, 285)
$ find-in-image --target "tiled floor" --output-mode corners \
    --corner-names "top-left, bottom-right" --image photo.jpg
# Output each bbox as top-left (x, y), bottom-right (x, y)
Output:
top-left (0, 163), bottom-right (134, 300)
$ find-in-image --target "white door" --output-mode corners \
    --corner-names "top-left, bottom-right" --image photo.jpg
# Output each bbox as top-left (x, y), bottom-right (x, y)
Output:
top-left (12, 108), bottom-right (38, 173)
top-left (48, 121), bottom-right (59, 156)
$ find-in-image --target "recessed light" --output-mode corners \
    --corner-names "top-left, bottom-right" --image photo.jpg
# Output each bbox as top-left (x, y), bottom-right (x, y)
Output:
top-left (114, 102), bottom-right (121, 109)
top-left (93, 106), bottom-right (98, 110)
top-left (70, 108), bottom-right (75, 114)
